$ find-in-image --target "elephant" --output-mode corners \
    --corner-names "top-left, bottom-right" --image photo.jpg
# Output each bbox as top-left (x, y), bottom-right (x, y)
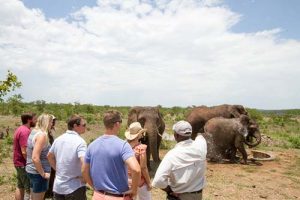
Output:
top-left (186, 104), bottom-right (248, 139)
top-left (203, 115), bottom-right (261, 164)
top-left (127, 106), bottom-right (165, 169)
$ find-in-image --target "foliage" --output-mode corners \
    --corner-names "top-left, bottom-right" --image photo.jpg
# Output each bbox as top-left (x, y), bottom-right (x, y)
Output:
top-left (0, 136), bottom-right (13, 163)
top-left (0, 175), bottom-right (5, 185)
top-left (0, 97), bottom-right (299, 150)
top-left (7, 94), bottom-right (24, 116)
top-left (0, 70), bottom-right (22, 102)
top-left (160, 140), bottom-right (176, 149)
top-left (246, 108), bottom-right (263, 122)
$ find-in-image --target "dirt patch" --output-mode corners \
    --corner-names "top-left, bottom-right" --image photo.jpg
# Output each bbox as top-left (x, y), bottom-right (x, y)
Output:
top-left (1, 148), bottom-right (299, 200)
top-left (152, 149), bottom-right (300, 200)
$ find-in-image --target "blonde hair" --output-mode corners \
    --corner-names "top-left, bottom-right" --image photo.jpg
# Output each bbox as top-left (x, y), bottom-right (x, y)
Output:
top-left (34, 114), bottom-right (53, 133)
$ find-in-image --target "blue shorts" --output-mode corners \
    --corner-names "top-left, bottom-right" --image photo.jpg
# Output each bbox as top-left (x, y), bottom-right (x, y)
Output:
top-left (27, 173), bottom-right (49, 193)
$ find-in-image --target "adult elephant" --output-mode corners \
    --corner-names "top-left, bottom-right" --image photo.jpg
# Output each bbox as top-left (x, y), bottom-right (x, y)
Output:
top-left (186, 104), bottom-right (248, 139)
top-left (203, 115), bottom-right (261, 164)
top-left (127, 106), bottom-right (165, 169)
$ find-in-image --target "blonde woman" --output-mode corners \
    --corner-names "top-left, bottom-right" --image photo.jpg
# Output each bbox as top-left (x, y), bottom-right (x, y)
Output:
top-left (26, 114), bottom-right (53, 200)
top-left (125, 122), bottom-right (152, 200)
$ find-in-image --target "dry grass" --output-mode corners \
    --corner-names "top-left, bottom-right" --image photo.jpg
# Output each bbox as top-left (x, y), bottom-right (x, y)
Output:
top-left (1, 115), bottom-right (300, 200)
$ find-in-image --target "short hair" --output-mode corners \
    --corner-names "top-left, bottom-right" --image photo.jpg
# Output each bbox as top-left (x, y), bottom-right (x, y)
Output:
top-left (21, 113), bottom-right (36, 125)
top-left (103, 110), bottom-right (122, 129)
top-left (67, 115), bottom-right (82, 130)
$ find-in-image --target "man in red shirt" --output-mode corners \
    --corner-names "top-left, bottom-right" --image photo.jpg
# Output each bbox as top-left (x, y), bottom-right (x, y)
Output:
top-left (13, 113), bottom-right (37, 200)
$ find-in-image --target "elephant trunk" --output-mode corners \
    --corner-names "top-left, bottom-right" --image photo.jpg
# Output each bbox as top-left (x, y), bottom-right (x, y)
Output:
top-left (145, 124), bottom-right (160, 163)
top-left (245, 129), bottom-right (261, 148)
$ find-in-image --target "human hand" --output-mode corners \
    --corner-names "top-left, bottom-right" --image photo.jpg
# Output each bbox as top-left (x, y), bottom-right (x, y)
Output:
top-left (147, 184), bottom-right (152, 191)
top-left (43, 172), bottom-right (50, 179)
top-left (124, 189), bottom-right (137, 199)
top-left (78, 176), bottom-right (86, 184)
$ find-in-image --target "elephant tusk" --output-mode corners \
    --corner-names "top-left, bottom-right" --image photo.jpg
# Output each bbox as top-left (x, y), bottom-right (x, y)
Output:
top-left (157, 132), bottom-right (163, 137)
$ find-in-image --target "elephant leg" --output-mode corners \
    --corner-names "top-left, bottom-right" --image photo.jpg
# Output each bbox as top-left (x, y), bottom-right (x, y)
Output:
top-left (146, 143), bottom-right (151, 170)
top-left (229, 148), bottom-right (239, 163)
top-left (235, 137), bottom-right (248, 164)
top-left (211, 146), bottom-right (224, 163)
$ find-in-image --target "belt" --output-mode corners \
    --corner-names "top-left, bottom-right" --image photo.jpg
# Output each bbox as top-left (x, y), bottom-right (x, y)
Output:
top-left (187, 189), bottom-right (202, 194)
top-left (97, 190), bottom-right (129, 197)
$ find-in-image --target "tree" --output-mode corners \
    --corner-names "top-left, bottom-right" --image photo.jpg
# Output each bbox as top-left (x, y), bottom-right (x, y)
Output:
top-left (0, 70), bottom-right (22, 102)
top-left (7, 94), bottom-right (24, 115)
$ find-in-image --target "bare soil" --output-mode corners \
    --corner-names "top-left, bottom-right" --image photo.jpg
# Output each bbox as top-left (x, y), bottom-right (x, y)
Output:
top-left (1, 115), bottom-right (299, 199)
top-left (1, 149), bottom-right (299, 200)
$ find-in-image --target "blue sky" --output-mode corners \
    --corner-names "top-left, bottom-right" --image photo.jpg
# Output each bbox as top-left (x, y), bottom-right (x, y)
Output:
top-left (1, 0), bottom-right (300, 109)
top-left (224, 0), bottom-right (300, 40)
top-left (23, 0), bottom-right (97, 18)
top-left (23, 0), bottom-right (300, 40)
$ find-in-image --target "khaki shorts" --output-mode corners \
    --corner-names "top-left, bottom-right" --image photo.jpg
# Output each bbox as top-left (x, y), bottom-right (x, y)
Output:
top-left (15, 167), bottom-right (30, 192)
top-left (93, 191), bottom-right (132, 200)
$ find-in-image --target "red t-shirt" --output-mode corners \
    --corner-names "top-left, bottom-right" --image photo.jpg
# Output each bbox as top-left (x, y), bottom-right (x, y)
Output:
top-left (13, 125), bottom-right (31, 167)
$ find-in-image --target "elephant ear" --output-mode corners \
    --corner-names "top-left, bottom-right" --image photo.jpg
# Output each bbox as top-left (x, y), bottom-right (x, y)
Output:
top-left (127, 107), bottom-right (139, 127)
top-left (236, 105), bottom-right (247, 115)
top-left (239, 114), bottom-right (250, 126)
top-left (230, 105), bottom-right (246, 118)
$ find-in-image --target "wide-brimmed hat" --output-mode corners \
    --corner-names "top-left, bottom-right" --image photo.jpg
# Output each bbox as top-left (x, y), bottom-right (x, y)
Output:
top-left (125, 122), bottom-right (147, 141)
top-left (50, 114), bottom-right (56, 120)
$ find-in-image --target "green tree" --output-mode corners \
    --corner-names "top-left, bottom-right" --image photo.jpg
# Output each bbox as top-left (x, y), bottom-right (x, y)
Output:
top-left (35, 100), bottom-right (46, 113)
top-left (0, 70), bottom-right (22, 102)
top-left (7, 94), bottom-right (24, 115)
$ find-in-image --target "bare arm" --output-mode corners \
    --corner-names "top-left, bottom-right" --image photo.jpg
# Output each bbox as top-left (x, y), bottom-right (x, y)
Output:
top-left (79, 157), bottom-right (86, 183)
top-left (32, 133), bottom-right (50, 179)
top-left (82, 162), bottom-right (94, 189)
top-left (125, 156), bottom-right (141, 198)
top-left (140, 151), bottom-right (151, 189)
top-left (21, 147), bottom-right (27, 160)
top-left (47, 152), bottom-right (56, 171)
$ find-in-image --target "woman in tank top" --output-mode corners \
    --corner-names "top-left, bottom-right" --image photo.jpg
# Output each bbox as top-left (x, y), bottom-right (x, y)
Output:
top-left (125, 122), bottom-right (152, 200)
top-left (26, 114), bottom-right (54, 200)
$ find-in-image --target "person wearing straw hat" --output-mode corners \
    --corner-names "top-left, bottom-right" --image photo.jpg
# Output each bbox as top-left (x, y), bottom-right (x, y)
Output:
top-left (125, 122), bottom-right (152, 200)
top-left (152, 120), bottom-right (207, 200)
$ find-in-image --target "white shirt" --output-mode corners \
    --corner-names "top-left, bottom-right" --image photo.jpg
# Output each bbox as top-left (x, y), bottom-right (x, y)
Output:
top-left (152, 135), bottom-right (207, 193)
top-left (49, 130), bottom-right (87, 194)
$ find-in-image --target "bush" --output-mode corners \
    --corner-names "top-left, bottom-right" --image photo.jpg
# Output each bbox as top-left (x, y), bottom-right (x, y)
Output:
top-left (0, 175), bottom-right (5, 185)
top-left (0, 141), bottom-right (10, 163)
top-left (288, 136), bottom-right (300, 149)
top-left (5, 135), bottom-right (13, 145)
top-left (247, 108), bottom-right (263, 121)
top-left (160, 140), bottom-right (176, 149)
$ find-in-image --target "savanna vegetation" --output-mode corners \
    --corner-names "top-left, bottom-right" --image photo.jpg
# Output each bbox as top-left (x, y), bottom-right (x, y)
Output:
top-left (0, 71), bottom-right (299, 199)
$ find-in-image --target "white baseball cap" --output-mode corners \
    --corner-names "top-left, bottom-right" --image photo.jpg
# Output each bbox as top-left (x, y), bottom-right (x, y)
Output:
top-left (172, 120), bottom-right (192, 136)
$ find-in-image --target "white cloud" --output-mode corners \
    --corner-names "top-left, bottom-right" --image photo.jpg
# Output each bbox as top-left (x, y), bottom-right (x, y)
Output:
top-left (0, 0), bottom-right (299, 109)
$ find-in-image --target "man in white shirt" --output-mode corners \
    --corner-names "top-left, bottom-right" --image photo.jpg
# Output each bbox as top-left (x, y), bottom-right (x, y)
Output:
top-left (47, 115), bottom-right (87, 200)
top-left (152, 120), bottom-right (207, 200)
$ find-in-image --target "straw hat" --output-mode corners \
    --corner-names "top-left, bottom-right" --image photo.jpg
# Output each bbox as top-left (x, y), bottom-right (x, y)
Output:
top-left (125, 122), bottom-right (147, 141)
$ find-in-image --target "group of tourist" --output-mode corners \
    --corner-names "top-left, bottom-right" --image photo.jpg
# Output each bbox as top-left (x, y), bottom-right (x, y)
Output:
top-left (13, 110), bottom-right (207, 200)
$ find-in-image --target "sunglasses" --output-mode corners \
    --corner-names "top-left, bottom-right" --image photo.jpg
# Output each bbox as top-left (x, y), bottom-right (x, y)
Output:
top-left (114, 119), bottom-right (122, 124)
top-left (77, 123), bottom-right (86, 127)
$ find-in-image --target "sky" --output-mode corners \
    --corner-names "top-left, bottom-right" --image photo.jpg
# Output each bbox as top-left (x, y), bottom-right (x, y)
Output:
top-left (0, 0), bottom-right (300, 109)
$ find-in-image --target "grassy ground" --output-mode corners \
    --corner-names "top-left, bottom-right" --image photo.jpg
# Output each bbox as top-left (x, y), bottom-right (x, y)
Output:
top-left (0, 114), bottom-right (300, 200)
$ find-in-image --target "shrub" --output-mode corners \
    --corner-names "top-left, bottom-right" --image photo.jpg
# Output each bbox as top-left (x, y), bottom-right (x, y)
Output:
top-left (5, 135), bottom-right (13, 145)
top-left (0, 175), bottom-right (5, 185)
top-left (160, 140), bottom-right (176, 149)
top-left (247, 108), bottom-right (263, 121)
top-left (288, 136), bottom-right (300, 149)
